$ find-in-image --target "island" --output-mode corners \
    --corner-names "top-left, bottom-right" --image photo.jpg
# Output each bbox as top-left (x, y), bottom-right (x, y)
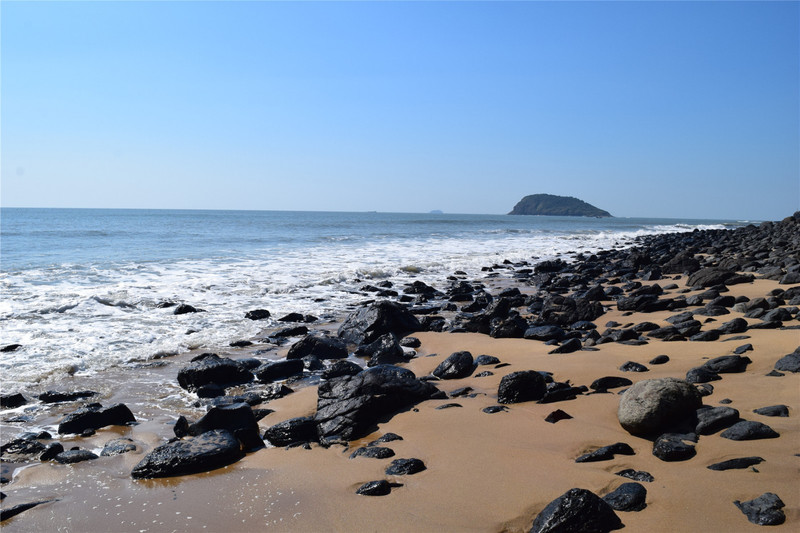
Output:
top-left (508, 194), bottom-right (612, 217)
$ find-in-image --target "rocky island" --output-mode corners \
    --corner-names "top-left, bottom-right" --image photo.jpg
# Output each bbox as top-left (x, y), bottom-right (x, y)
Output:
top-left (509, 194), bottom-right (613, 217)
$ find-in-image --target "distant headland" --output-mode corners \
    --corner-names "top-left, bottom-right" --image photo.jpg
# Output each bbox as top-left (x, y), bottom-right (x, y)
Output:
top-left (508, 194), bottom-right (612, 218)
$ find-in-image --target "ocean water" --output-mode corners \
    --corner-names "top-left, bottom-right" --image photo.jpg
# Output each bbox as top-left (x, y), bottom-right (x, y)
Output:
top-left (0, 208), bottom-right (744, 391)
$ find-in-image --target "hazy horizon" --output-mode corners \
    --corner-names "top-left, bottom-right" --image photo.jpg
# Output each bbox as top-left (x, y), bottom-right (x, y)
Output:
top-left (2, 1), bottom-right (798, 220)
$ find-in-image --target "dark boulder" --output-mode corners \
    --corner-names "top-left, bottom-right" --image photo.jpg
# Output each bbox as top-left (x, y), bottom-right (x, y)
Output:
top-left (475, 355), bottom-right (501, 366)
top-left (720, 421), bottom-right (779, 441)
top-left (575, 442), bottom-right (635, 463)
top-left (524, 325), bottom-right (566, 342)
top-left (286, 335), bottom-right (348, 360)
top-left (716, 318), bottom-right (748, 334)
top-left (322, 360), bottom-right (363, 380)
top-left (619, 362), bottom-right (648, 372)
top-left (695, 406), bottom-right (739, 435)
top-left (39, 442), bottom-right (64, 461)
top-left (545, 409), bottom-right (573, 423)
top-left (38, 390), bottom-right (98, 403)
top-left (734, 493), bottom-right (785, 526)
top-left (615, 469), bottom-right (654, 482)
top-left (314, 365), bottom-right (440, 441)
top-left (687, 268), bottom-right (736, 288)
top-left (101, 438), bottom-right (138, 456)
top-left (649, 355), bottom-right (670, 365)
top-left (356, 480), bottom-right (392, 496)
top-left (367, 433), bottom-right (403, 446)
top-left (174, 304), bottom-right (199, 315)
top-left (131, 429), bottom-right (243, 479)
top-left (262, 417), bottom-right (318, 447)
top-left (0, 393), bottom-right (27, 409)
top-left (177, 353), bottom-right (253, 391)
top-left (498, 371), bottom-right (547, 404)
top-left (1, 437), bottom-right (46, 461)
top-left (245, 309), bottom-right (271, 321)
top-left (774, 348), bottom-right (800, 372)
top-left (753, 405), bottom-right (789, 417)
top-left (349, 446), bottom-right (395, 459)
top-left (385, 458), bottom-right (426, 475)
top-left (490, 315), bottom-right (529, 338)
top-left (183, 403), bottom-right (263, 450)
top-left (54, 449), bottom-right (98, 464)
top-left (703, 355), bottom-right (751, 374)
top-left (338, 301), bottom-right (421, 345)
top-left (652, 433), bottom-right (697, 462)
top-left (58, 403), bottom-right (135, 434)
top-left (432, 351), bottom-right (474, 380)
top-left (0, 500), bottom-right (56, 522)
top-left (590, 377), bottom-right (632, 393)
top-left (690, 330), bottom-right (721, 342)
top-left (530, 487), bottom-right (623, 533)
top-left (602, 482), bottom-right (647, 512)
top-left (707, 456), bottom-right (764, 471)
top-left (254, 359), bottom-right (304, 383)
top-left (548, 338), bottom-right (582, 354)
top-left (685, 366), bottom-right (721, 384)
top-left (356, 334), bottom-right (409, 367)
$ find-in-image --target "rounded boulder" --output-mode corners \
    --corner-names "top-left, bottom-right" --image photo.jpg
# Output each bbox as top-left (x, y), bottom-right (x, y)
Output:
top-left (617, 378), bottom-right (702, 436)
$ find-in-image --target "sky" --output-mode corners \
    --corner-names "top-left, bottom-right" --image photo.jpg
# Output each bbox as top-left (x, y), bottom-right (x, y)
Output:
top-left (1, 1), bottom-right (798, 220)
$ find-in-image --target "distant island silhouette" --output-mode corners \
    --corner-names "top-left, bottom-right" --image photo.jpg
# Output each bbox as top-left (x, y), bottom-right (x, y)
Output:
top-left (509, 194), bottom-right (612, 218)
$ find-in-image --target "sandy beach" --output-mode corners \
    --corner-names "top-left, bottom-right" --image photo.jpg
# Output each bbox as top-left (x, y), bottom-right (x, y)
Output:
top-left (2, 220), bottom-right (799, 533)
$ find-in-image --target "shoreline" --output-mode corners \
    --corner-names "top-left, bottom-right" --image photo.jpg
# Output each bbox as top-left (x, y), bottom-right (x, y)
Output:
top-left (2, 214), bottom-right (799, 531)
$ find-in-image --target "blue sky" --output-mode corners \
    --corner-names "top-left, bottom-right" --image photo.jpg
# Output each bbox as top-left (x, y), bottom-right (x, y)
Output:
top-left (2, 1), bottom-right (798, 220)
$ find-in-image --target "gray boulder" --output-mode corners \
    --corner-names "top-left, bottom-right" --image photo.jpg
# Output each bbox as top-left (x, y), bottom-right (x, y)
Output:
top-left (617, 378), bottom-right (702, 436)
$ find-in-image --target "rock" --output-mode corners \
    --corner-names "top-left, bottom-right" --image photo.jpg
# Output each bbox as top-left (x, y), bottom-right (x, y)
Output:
top-left (38, 390), bottom-right (98, 403)
top-left (619, 362), bottom-right (648, 372)
top-left (367, 433), bottom-right (403, 446)
top-left (245, 309), bottom-right (271, 321)
top-left (131, 429), bottom-right (243, 479)
top-left (615, 469), bottom-right (654, 482)
top-left (385, 458), bottom-right (426, 475)
top-left (690, 330), bottom-right (721, 342)
top-left (1, 343), bottom-right (22, 353)
top-left (774, 348), bottom-right (800, 372)
top-left (548, 338), bottom-right (583, 354)
top-left (263, 417), bottom-right (318, 447)
top-left (356, 480), bottom-right (391, 496)
top-left (703, 355), bottom-right (751, 373)
top-left (337, 301), bottom-right (421, 345)
top-left (483, 405), bottom-right (508, 414)
top-left (498, 371), bottom-right (547, 404)
top-left (707, 457), bottom-right (764, 471)
top-left (322, 360), bottom-right (363, 380)
top-left (0, 393), bottom-right (27, 409)
top-left (475, 355), bottom-right (501, 366)
top-left (652, 433), bottom-right (697, 461)
top-left (0, 500), bottom-right (56, 522)
top-left (545, 409), bottom-right (573, 423)
top-left (685, 366), bottom-right (721, 384)
top-left (733, 343), bottom-right (753, 354)
top-left (184, 403), bottom-right (263, 450)
top-left (177, 353), bottom-right (253, 391)
top-left (753, 405), bottom-right (789, 417)
top-left (39, 442), bottom-right (64, 461)
top-left (716, 318), bottom-right (748, 334)
top-left (174, 304), bottom-right (199, 315)
top-left (720, 421), bottom-right (779, 441)
top-left (58, 403), bottom-right (135, 434)
top-left (314, 365), bottom-right (440, 441)
top-left (539, 382), bottom-right (586, 403)
top-left (1, 437), bottom-right (46, 461)
top-left (590, 377), bottom-right (632, 393)
top-left (356, 334), bottom-right (409, 367)
top-left (618, 378), bottom-right (702, 436)
top-left (254, 359), bottom-right (304, 383)
top-left (196, 383), bottom-right (225, 398)
top-left (575, 442), bottom-right (635, 463)
top-left (400, 336), bottom-right (421, 348)
top-left (602, 483), bottom-right (647, 512)
top-left (734, 493), bottom-right (785, 526)
top-left (54, 449), bottom-right (98, 464)
top-left (530, 487), bottom-right (623, 533)
top-left (349, 446), bottom-right (395, 459)
top-left (524, 325), bottom-right (566, 342)
top-left (101, 438), bottom-right (138, 456)
top-left (695, 406), bottom-right (739, 435)
top-left (432, 351), bottom-right (474, 380)
top-left (287, 335), bottom-right (348, 360)
top-left (271, 325), bottom-right (308, 338)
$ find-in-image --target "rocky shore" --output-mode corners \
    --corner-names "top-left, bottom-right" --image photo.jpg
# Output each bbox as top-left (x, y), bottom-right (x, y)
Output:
top-left (2, 213), bottom-right (799, 532)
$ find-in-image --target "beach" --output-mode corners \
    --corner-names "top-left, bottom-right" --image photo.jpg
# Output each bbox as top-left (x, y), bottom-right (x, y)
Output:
top-left (2, 213), bottom-right (799, 532)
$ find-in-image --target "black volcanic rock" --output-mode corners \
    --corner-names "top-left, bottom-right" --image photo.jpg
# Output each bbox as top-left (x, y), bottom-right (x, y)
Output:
top-left (58, 403), bottom-right (135, 434)
top-left (509, 194), bottom-right (612, 218)
top-left (177, 353), bottom-right (253, 391)
top-left (131, 429), bottom-right (243, 479)
top-left (498, 370), bottom-right (547, 404)
top-left (432, 351), bottom-right (474, 380)
top-left (602, 482), bottom-right (647, 512)
top-left (734, 493), bottom-right (786, 526)
top-left (385, 458), bottom-right (426, 475)
top-left (338, 301), bottom-right (421, 345)
top-left (530, 487), bottom-right (623, 533)
top-left (707, 456), bottom-right (764, 471)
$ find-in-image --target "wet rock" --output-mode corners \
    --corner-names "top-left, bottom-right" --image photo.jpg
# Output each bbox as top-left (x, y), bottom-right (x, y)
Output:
top-left (435, 403), bottom-right (462, 410)
top-left (131, 429), bottom-right (243, 479)
top-left (753, 405), bottom-right (789, 417)
top-left (184, 403), bottom-right (263, 450)
top-left (263, 416), bottom-right (317, 447)
top-left (356, 333), bottom-right (408, 367)
top-left (590, 377), bottom-right (632, 393)
top-left (39, 442), bottom-right (64, 461)
top-left (400, 336), bottom-right (421, 348)
top-left (174, 304), bottom-right (199, 315)
top-left (286, 335), bottom-right (348, 360)
top-left (314, 365), bottom-right (440, 441)
top-left (196, 383), bottom-right (225, 398)
top-left (349, 446), bottom-right (395, 459)
top-left (720, 421), bottom-right (779, 441)
top-left (530, 487), bottom-right (623, 533)
top-left (271, 325), bottom-right (308, 338)
top-left (618, 378), bottom-right (702, 437)
top-left (58, 403), bottom-right (135, 435)
top-left (101, 438), bottom-right (138, 456)
top-left (0, 344), bottom-right (22, 353)
top-left (734, 493), bottom-right (785, 526)
top-left (245, 309), bottom-right (271, 321)
top-left (602, 482), bottom-right (647, 512)
top-left (322, 360), bottom-right (363, 380)
top-left (1, 437), bottom-right (46, 461)
top-left (498, 371), bottom-right (547, 404)
top-left (177, 353), bottom-right (253, 391)
top-left (707, 456), bottom-right (764, 471)
top-left (338, 301), bottom-right (421, 345)
top-left (432, 351), bottom-right (474, 380)
top-left (54, 449), bottom-right (98, 464)
top-left (38, 390), bottom-right (98, 403)
top-left (385, 458), bottom-right (426, 475)
top-left (695, 406), bottom-right (740, 435)
top-left (254, 359), bottom-right (304, 383)
top-left (356, 480), bottom-right (391, 496)
top-left (1, 500), bottom-right (56, 522)
top-left (540, 382), bottom-right (586, 403)
top-left (615, 469), bottom-right (654, 482)
top-left (652, 433), bottom-right (697, 462)
top-left (0, 393), bottom-right (27, 409)
top-left (575, 442), bottom-right (635, 463)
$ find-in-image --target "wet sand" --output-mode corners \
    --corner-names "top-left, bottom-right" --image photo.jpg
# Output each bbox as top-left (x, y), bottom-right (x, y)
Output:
top-left (2, 273), bottom-right (798, 532)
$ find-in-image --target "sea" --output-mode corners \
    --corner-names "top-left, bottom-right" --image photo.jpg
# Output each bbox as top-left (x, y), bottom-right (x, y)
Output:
top-left (0, 208), bottom-right (748, 394)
